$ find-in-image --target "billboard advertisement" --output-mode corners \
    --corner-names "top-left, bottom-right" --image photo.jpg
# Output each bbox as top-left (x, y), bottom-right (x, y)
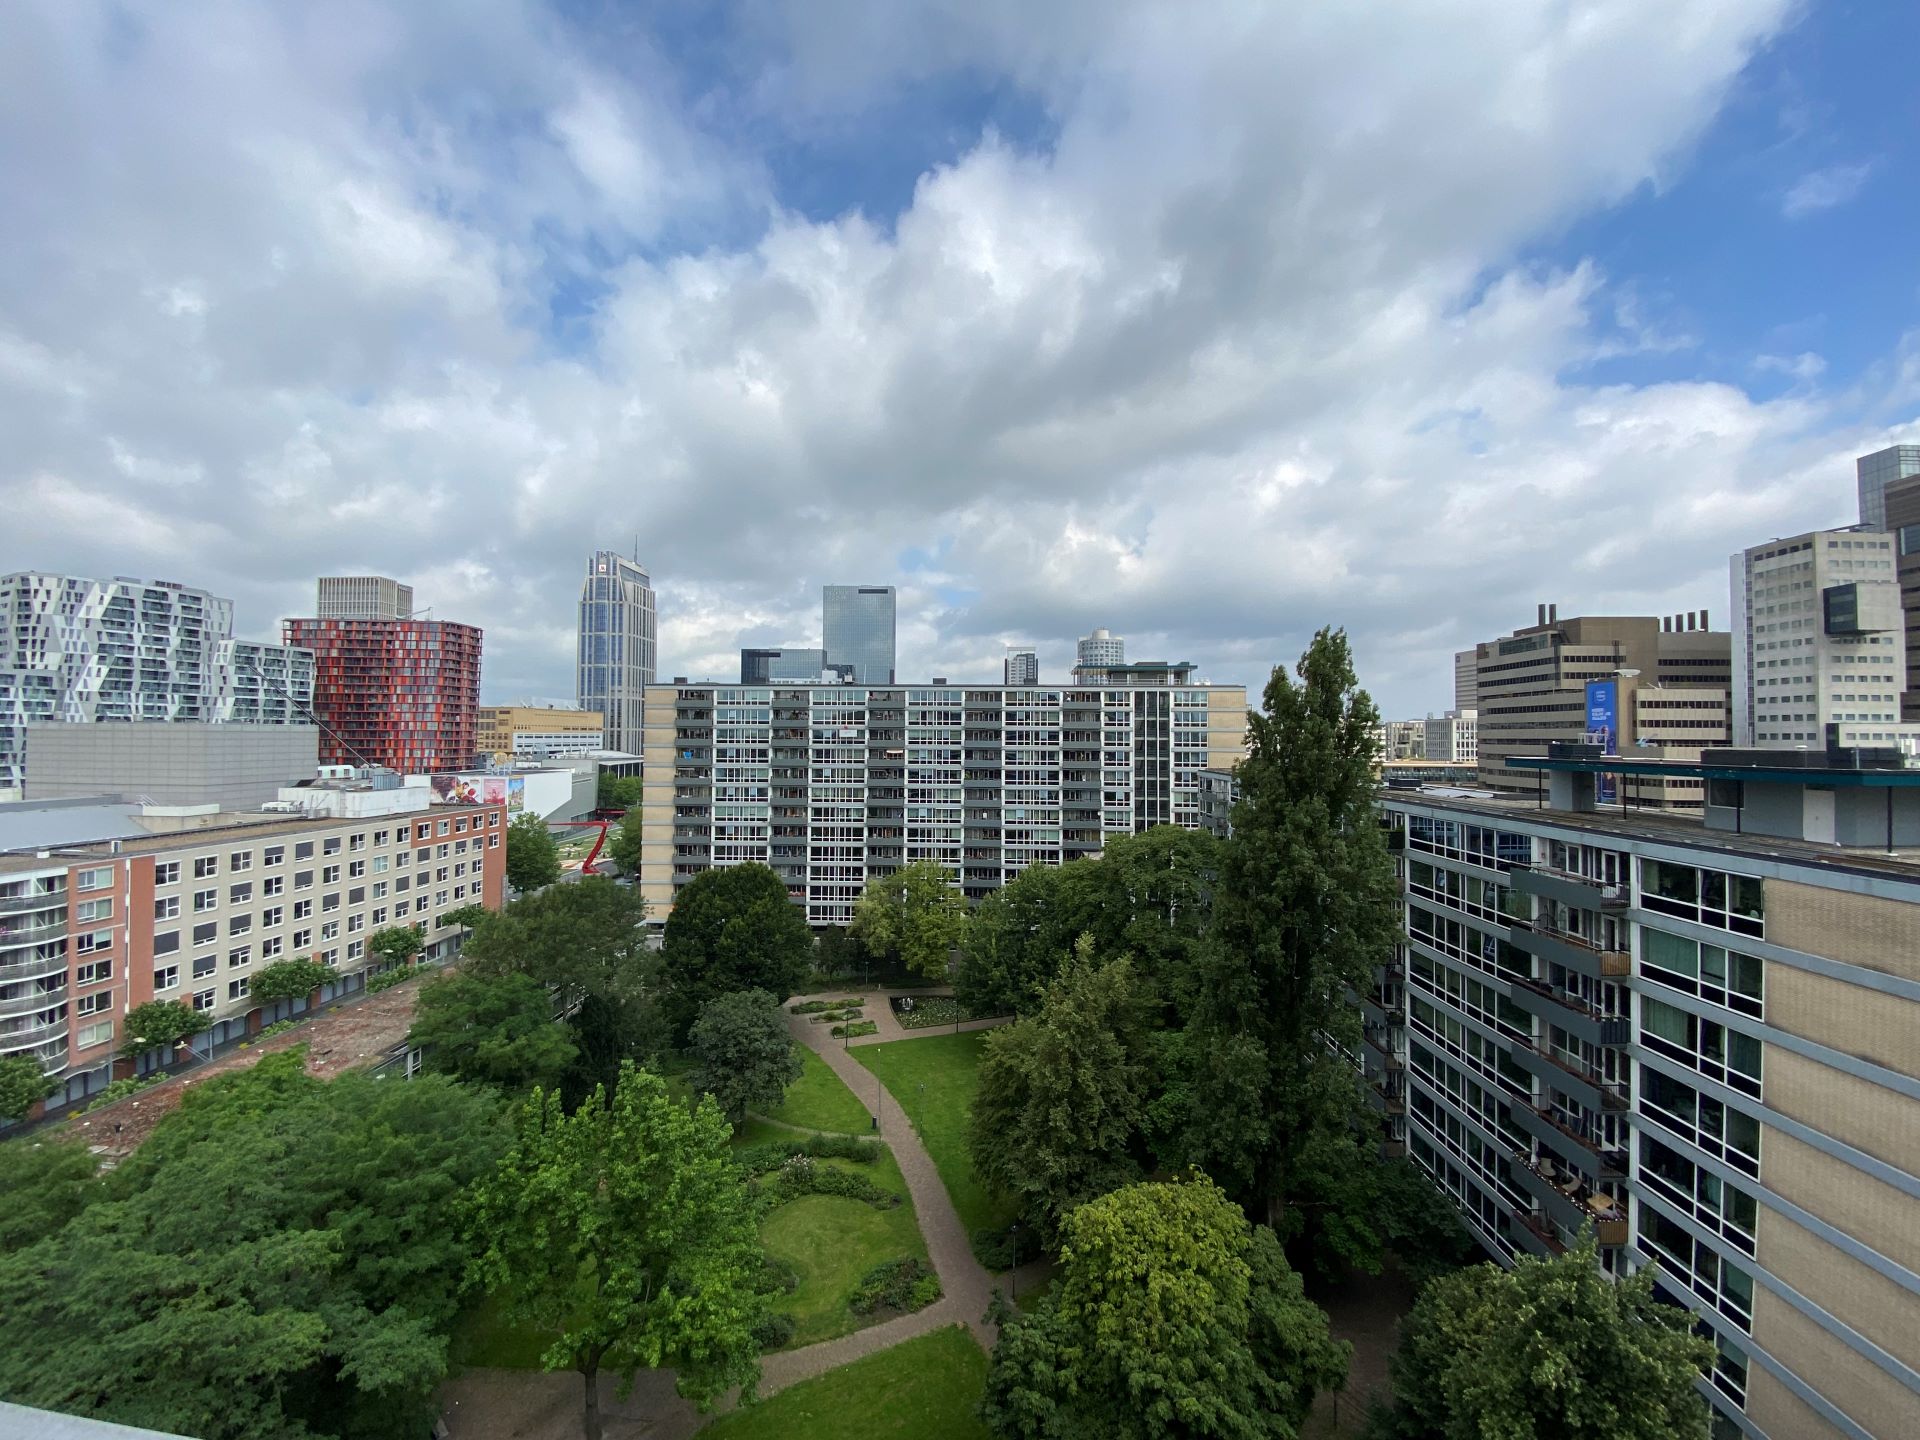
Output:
top-left (431, 774), bottom-right (525, 811)
top-left (1585, 680), bottom-right (1618, 803)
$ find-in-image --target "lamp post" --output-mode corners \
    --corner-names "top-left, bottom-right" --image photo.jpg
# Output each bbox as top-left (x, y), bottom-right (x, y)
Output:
top-left (1010, 1221), bottom-right (1021, 1302)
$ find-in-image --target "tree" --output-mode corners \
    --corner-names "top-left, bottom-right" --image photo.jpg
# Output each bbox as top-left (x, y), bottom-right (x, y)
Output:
top-left (467, 1063), bottom-right (764, 1440)
top-left (597, 772), bottom-right (644, 811)
top-left (982, 1175), bottom-right (1348, 1440)
top-left (1176, 629), bottom-right (1399, 1270)
top-left (505, 813), bottom-right (563, 892)
top-left (368, 924), bottom-right (425, 968)
top-left (689, 989), bottom-right (802, 1124)
top-left (606, 806), bottom-right (644, 875)
top-left (438, 901), bottom-right (493, 946)
top-left (249, 957), bottom-right (334, 1006)
top-left (970, 943), bottom-right (1155, 1243)
top-left (849, 859), bottom-right (969, 980)
top-left (407, 970), bottom-right (577, 1094)
top-left (0, 1054), bottom-right (59, 1122)
top-left (462, 879), bottom-right (661, 1104)
top-left (0, 1139), bottom-right (101, 1253)
top-left (1370, 1235), bottom-right (1712, 1440)
top-left (660, 863), bottom-right (811, 1036)
top-left (0, 1051), bottom-right (508, 1440)
top-left (118, 999), bottom-right (210, 1056)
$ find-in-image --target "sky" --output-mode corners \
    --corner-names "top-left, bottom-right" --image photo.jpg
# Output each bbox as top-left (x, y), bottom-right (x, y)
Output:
top-left (4, 0), bottom-right (1919, 716)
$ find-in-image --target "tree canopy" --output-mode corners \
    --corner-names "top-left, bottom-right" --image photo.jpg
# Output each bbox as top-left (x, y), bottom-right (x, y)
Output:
top-left (407, 969), bottom-right (577, 1095)
top-left (504, 813), bottom-right (563, 892)
top-left (1176, 628), bottom-right (1399, 1272)
top-left (849, 858), bottom-right (970, 980)
top-left (118, 999), bottom-right (209, 1055)
top-left (983, 1175), bottom-right (1348, 1440)
top-left (689, 989), bottom-right (802, 1123)
top-left (0, 1138), bottom-right (101, 1252)
top-left (1369, 1235), bottom-right (1713, 1440)
top-left (0, 1054), bottom-right (59, 1121)
top-left (660, 863), bottom-right (812, 1035)
top-left (466, 1063), bottom-right (764, 1440)
top-left (0, 1050), bottom-right (508, 1440)
top-left (970, 943), bottom-right (1156, 1243)
top-left (250, 957), bottom-right (335, 1005)
top-left (367, 925), bottom-right (424, 967)
top-left (607, 806), bottom-right (644, 875)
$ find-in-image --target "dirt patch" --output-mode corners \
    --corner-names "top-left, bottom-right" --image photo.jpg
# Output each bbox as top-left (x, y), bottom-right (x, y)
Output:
top-left (1304, 1257), bottom-right (1418, 1438)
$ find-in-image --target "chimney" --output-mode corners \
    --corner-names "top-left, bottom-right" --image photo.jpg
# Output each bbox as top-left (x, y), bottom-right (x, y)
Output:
top-left (1700, 608), bottom-right (1709, 630)
top-left (1662, 616), bottom-right (1671, 632)
top-left (1549, 603), bottom-right (1558, 623)
top-left (1537, 604), bottom-right (1547, 626)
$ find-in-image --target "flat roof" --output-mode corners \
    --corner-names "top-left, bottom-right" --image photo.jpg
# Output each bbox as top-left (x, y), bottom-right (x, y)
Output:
top-left (1510, 755), bottom-right (1920, 788)
top-left (1379, 785), bottom-right (1920, 883)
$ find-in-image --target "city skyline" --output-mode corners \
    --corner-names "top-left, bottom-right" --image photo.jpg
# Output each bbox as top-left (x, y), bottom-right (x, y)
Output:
top-left (5, 5), bottom-right (1918, 716)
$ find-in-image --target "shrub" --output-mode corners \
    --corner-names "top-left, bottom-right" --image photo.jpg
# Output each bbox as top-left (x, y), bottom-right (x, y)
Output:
top-left (366, 965), bottom-right (415, 994)
top-left (83, 1074), bottom-right (165, 1114)
top-left (258, 1019), bottom-right (304, 1040)
top-left (789, 998), bottom-right (863, 1015)
top-left (734, 1132), bottom-right (882, 1178)
top-left (829, 1020), bottom-right (878, 1038)
top-left (807, 1007), bottom-right (862, 1023)
top-left (892, 995), bottom-right (969, 1029)
top-left (971, 1224), bottom-right (1022, 1270)
top-left (848, 1257), bottom-right (942, 1316)
top-left (750, 1311), bottom-right (798, 1351)
top-left (754, 1256), bottom-right (801, 1295)
top-left (758, 1153), bottom-right (900, 1211)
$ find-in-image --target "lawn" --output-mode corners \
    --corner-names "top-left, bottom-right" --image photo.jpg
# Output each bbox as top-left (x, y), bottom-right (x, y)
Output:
top-left (703, 1325), bottom-right (992, 1440)
top-left (851, 1032), bottom-right (1018, 1238)
top-left (763, 1046), bottom-right (874, 1133)
top-left (759, 1148), bottom-right (929, 1346)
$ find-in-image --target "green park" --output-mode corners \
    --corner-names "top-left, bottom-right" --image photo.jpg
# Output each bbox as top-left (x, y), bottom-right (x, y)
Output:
top-left (0, 634), bottom-right (1719, 1440)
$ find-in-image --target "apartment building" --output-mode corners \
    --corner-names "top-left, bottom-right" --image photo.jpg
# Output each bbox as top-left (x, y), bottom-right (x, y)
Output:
top-left (283, 607), bottom-right (483, 774)
top-left (316, 576), bottom-right (414, 621)
top-left (0, 796), bottom-right (506, 1110)
top-left (1888, 474), bottom-right (1920, 724)
top-left (475, 705), bottom-right (604, 763)
top-left (639, 680), bottom-right (1247, 924)
top-left (0, 573), bottom-right (314, 789)
top-left (1472, 608), bottom-right (1731, 808)
top-left (1729, 528), bottom-right (1918, 751)
top-left (1372, 750), bottom-right (1920, 1440)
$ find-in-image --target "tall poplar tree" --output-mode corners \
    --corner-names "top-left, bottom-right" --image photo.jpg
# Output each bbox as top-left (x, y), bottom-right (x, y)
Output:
top-left (1177, 628), bottom-right (1399, 1267)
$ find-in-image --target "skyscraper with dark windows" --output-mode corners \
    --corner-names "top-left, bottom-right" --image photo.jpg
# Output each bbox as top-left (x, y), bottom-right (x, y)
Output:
top-left (822, 585), bottom-right (896, 684)
top-left (576, 552), bottom-right (656, 755)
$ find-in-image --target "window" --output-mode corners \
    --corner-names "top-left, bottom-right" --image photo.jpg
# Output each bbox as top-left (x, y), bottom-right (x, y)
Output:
top-left (1641, 860), bottom-right (1764, 938)
top-left (293, 928), bottom-right (312, 949)
top-left (262, 876), bottom-right (284, 898)
top-left (372, 907), bottom-right (388, 925)
top-left (194, 888), bottom-right (218, 913)
top-left (229, 944), bottom-right (252, 968)
top-left (323, 837), bottom-right (342, 856)
top-left (489, 834), bottom-right (499, 849)
top-left (229, 882), bottom-right (252, 904)
top-left (295, 841), bottom-right (315, 860)
top-left (76, 866), bottom-right (113, 891)
top-left (293, 899), bottom-right (312, 920)
top-left (348, 860), bottom-right (366, 879)
top-left (348, 887), bottom-right (365, 905)
top-left (1641, 1206), bottom-right (1753, 1329)
top-left (1639, 1134), bottom-right (1758, 1255)
top-left (194, 856), bottom-right (219, 879)
top-left (1641, 1067), bottom-right (1761, 1176)
top-left (229, 851), bottom-right (253, 873)
top-left (262, 906), bottom-right (283, 928)
top-left (320, 948), bottom-right (339, 967)
top-left (193, 921), bottom-right (218, 947)
top-left (436, 844), bottom-right (450, 860)
top-left (1641, 929), bottom-right (1764, 1018)
top-left (193, 988), bottom-right (215, 1012)
top-left (393, 901), bottom-right (410, 918)
top-left (372, 881), bottom-right (388, 900)
top-left (436, 867), bottom-right (450, 883)
top-left (322, 894), bottom-right (340, 913)
top-left (77, 991), bottom-right (112, 1017)
top-left (350, 834), bottom-right (366, 852)
top-left (374, 829), bottom-right (390, 846)
top-left (154, 965), bottom-right (179, 992)
top-left (295, 869), bottom-right (314, 891)
top-left (261, 936), bottom-right (283, 959)
top-left (228, 977), bottom-right (251, 1001)
top-left (1641, 996), bottom-right (1762, 1097)
top-left (155, 896), bottom-right (180, 921)
top-left (77, 898), bottom-right (112, 923)
top-left (372, 854), bottom-right (389, 874)
top-left (347, 939), bottom-right (365, 960)
top-left (348, 914), bottom-right (365, 933)
top-left (321, 920), bottom-right (339, 941)
top-left (437, 821), bottom-right (450, 836)
top-left (154, 861), bottom-right (180, 886)
top-left (77, 1020), bottom-right (114, 1049)
top-left (75, 959), bottom-right (112, 985)
top-left (152, 930), bottom-right (180, 956)
top-left (264, 846), bottom-right (284, 866)
top-left (322, 865), bottom-right (341, 884)
top-left (193, 955), bottom-right (216, 980)
top-left (228, 914), bottom-right (252, 936)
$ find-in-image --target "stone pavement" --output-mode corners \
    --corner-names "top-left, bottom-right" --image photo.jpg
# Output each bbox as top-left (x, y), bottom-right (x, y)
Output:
top-left (795, 985), bottom-right (1011, 1047)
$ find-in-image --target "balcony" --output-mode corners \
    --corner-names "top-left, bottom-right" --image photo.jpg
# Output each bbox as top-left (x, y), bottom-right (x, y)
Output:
top-left (1511, 1038), bottom-right (1629, 1112)
top-left (1508, 919), bottom-right (1629, 979)
top-left (1508, 978), bottom-right (1631, 1047)
top-left (0, 950), bottom-right (69, 984)
top-left (0, 985), bottom-right (67, 1020)
top-left (1511, 864), bottom-right (1627, 912)
top-left (1512, 1208), bottom-right (1568, 1258)
top-left (1508, 1097), bottom-right (1627, 1178)
top-left (0, 918), bottom-right (68, 947)
top-left (1515, 1155), bottom-right (1627, 1245)
top-left (0, 892), bottom-right (67, 915)
top-left (0, 1019), bottom-right (70, 1054)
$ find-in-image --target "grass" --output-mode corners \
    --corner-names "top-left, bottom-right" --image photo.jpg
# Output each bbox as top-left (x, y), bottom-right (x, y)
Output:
top-left (703, 1325), bottom-right (992, 1440)
top-left (764, 1046), bottom-right (874, 1133)
top-left (758, 1149), bottom-right (928, 1346)
top-left (852, 1032), bottom-right (1018, 1238)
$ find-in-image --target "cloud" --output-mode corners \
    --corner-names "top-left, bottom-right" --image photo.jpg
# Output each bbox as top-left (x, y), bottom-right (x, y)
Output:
top-left (1780, 159), bottom-right (1874, 218)
top-left (7, 0), bottom-right (1903, 721)
top-left (1754, 351), bottom-right (1826, 382)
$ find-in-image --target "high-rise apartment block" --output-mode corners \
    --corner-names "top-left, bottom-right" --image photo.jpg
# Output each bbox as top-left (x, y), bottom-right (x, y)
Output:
top-left (1076, 627), bottom-right (1126, 675)
top-left (1887, 473), bottom-right (1920, 724)
top-left (1373, 750), bottom-right (1920, 1440)
top-left (1003, 647), bottom-right (1040, 685)
top-left (1, 791), bottom-right (506, 1111)
top-left (639, 679), bottom-right (1246, 924)
top-left (284, 580), bottom-right (482, 773)
top-left (1471, 607), bottom-right (1731, 808)
top-left (821, 586), bottom-right (896, 684)
top-left (577, 553), bottom-right (656, 754)
top-left (0, 573), bottom-right (314, 790)
top-left (475, 705), bottom-right (604, 763)
top-left (315, 576), bottom-right (414, 621)
top-left (1854, 443), bottom-right (1920, 532)
top-left (1454, 646), bottom-right (1479, 711)
top-left (1728, 528), bottom-right (1916, 750)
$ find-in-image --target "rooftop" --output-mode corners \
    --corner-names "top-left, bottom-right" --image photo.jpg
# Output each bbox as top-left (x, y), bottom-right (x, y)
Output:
top-left (1510, 749), bottom-right (1920, 789)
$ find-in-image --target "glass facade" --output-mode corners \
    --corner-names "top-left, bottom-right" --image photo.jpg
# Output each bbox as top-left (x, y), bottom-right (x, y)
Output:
top-left (576, 552), bottom-right (656, 754)
top-left (822, 586), bottom-right (896, 684)
top-left (1856, 443), bottom-right (1920, 530)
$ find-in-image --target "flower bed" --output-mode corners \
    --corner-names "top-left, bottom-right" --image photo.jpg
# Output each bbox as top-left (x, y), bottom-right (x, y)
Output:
top-left (830, 1020), bottom-right (878, 1038)
top-left (892, 995), bottom-right (970, 1029)
top-left (790, 998), bottom-right (864, 1015)
top-left (848, 1257), bottom-right (942, 1316)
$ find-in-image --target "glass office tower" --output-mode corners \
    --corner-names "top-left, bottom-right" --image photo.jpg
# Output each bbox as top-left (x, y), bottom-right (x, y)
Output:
top-left (577, 552), bottom-right (656, 754)
top-left (822, 585), bottom-right (896, 684)
top-left (1857, 444), bottom-right (1920, 530)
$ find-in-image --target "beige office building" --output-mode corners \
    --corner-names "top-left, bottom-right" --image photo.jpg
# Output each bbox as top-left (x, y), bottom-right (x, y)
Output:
top-left (475, 705), bottom-right (605, 763)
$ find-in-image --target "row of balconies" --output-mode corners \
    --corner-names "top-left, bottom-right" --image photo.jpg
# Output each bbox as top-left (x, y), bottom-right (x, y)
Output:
top-left (0, 984), bottom-right (67, 1020)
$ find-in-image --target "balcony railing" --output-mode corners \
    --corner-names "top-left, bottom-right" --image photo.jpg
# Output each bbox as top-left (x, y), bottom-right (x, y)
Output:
top-left (0, 892), bottom-right (67, 916)
top-left (1510, 917), bottom-right (1630, 976)
top-left (0, 986), bottom-right (67, 1020)
top-left (0, 920), bottom-right (68, 947)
